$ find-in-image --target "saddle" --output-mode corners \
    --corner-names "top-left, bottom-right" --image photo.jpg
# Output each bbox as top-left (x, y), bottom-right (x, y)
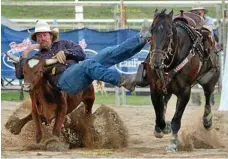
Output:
top-left (173, 10), bottom-right (216, 58)
top-left (173, 10), bottom-right (205, 29)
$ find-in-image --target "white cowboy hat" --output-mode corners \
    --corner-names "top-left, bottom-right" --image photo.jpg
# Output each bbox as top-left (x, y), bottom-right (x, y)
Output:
top-left (30, 20), bottom-right (59, 42)
top-left (190, 7), bottom-right (208, 14)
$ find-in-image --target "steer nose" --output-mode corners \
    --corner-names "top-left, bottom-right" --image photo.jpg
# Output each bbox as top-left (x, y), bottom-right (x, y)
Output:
top-left (22, 83), bottom-right (31, 92)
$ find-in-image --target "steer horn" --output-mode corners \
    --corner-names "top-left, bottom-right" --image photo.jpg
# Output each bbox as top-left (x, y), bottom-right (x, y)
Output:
top-left (45, 59), bottom-right (58, 66)
top-left (5, 52), bottom-right (20, 63)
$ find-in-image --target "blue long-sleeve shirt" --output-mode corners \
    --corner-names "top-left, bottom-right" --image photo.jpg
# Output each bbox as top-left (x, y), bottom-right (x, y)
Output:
top-left (16, 40), bottom-right (86, 86)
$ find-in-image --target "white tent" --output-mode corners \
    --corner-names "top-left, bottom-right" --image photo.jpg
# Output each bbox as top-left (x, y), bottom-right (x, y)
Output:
top-left (219, 38), bottom-right (228, 111)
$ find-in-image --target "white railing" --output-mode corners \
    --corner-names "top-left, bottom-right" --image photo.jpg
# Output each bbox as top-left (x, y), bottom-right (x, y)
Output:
top-left (2, 1), bottom-right (228, 6)
top-left (9, 19), bottom-right (154, 24)
top-left (3, 1), bottom-right (224, 30)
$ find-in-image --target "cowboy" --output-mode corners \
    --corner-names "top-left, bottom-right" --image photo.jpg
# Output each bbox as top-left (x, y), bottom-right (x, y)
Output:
top-left (190, 6), bottom-right (222, 52)
top-left (12, 20), bottom-right (152, 94)
top-left (190, 7), bottom-right (217, 106)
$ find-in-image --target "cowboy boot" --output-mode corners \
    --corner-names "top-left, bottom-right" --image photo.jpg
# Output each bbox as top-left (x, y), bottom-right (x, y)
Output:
top-left (120, 74), bottom-right (136, 92)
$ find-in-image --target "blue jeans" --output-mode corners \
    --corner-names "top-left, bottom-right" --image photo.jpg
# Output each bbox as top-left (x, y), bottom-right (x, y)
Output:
top-left (58, 34), bottom-right (145, 94)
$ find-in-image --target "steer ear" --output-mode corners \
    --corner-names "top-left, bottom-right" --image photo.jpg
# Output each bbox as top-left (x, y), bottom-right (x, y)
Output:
top-left (45, 59), bottom-right (58, 66)
top-left (5, 52), bottom-right (20, 63)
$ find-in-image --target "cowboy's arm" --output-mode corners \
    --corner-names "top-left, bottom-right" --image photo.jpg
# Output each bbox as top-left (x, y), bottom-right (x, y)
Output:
top-left (62, 40), bottom-right (86, 62)
top-left (15, 44), bottom-right (40, 79)
top-left (205, 17), bottom-right (219, 42)
top-left (21, 44), bottom-right (40, 58)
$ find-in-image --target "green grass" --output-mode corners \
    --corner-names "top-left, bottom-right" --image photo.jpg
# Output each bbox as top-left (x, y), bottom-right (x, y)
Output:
top-left (1, 91), bottom-right (28, 101)
top-left (1, 0), bottom-right (220, 20)
top-left (95, 92), bottom-right (152, 105)
top-left (1, 91), bottom-right (152, 105)
top-left (1, 91), bottom-right (221, 106)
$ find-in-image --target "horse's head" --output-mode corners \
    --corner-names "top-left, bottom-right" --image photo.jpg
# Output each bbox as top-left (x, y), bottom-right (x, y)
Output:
top-left (150, 9), bottom-right (174, 69)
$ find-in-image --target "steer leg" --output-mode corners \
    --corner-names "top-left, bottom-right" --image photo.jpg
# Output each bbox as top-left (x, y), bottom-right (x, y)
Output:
top-left (83, 85), bottom-right (95, 115)
top-left (53, 97), bottom-right (67, 137)
top-left (5, 113), bottom-right (32, 135)
top-left (83, 99), bottom-right (94, 115)
top-left (32, 107), bottom-right (43, 143)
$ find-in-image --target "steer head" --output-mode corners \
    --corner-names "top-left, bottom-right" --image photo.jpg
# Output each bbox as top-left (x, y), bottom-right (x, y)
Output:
top-left (23, 58), bottom-right (46, 92)
top-left (6, 52), bottom-right (58, 92)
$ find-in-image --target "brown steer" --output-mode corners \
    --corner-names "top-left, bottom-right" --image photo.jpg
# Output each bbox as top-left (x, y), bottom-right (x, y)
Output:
top-left (6, 52), bottom-right (95, 143)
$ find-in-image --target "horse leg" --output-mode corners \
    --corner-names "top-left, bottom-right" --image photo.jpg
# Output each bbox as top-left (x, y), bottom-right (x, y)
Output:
top-left (150, 92), bottom-right (171, 138)
top-left (200, 69), bottom-right (220, 130)
top-left (167, 88), bottom-right (191, 152)
top-left (210, 93), bottom-right (215, 106)
top-left (201, 83), bottom-right (218, 130)
top-left (163, 93), bottom-right (172, 120)
top-left (202, 90), bottom-right (213, 130)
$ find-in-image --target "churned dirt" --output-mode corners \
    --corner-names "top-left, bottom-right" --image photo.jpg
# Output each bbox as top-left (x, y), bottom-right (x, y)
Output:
top-left (2, 96), bottom-right (228, 158)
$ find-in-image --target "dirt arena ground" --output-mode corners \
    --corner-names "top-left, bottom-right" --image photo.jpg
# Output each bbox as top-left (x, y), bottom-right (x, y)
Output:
top-left (2, 96), bottom-right (228, 158)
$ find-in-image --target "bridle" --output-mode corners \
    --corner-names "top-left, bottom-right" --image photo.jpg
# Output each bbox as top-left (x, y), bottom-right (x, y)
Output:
top-left (149, 18), bottom-right (179, 94)
top-left (150, 23), bottom-right (176, 69)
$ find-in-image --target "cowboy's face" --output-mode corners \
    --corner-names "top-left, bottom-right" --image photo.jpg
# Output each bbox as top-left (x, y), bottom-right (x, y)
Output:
top-left (36, 32), bottom-right (53, 49)
top-left (195, 9), bottom-right (205, 17)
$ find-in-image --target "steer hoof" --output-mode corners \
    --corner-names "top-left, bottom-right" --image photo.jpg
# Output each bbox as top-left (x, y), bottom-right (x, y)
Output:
top-left (36, 132), bottom-right (43, 144)
top-left (5, 117), bottom-right (22, 135)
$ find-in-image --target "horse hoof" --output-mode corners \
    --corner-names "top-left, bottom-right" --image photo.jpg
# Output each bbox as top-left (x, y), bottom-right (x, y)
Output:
top-left (203, 113), bottom-right (212, 131)
top-left (162, 121), bottom-right (172, 134)
top-left (204, 123), bottom-right (213, 131)
top-left (166, 143), bottom-right (178, 152)
top-left (154, 126), bottom-right (164, 138)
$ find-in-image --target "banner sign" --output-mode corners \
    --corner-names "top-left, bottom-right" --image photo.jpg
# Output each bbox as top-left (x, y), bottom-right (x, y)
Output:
top-left (1, 25), bottom-right (149, 78)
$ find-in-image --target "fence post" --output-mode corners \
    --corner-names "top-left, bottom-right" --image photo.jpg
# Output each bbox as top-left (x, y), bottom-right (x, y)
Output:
top-left (216, 4), bottom-right (223, 89)
top-left (19, 80), bottom-right (24, 100)
top-left (115, 86), bottom-right (121, 105)
top-left (121, 87), bottom-right (126, 105)
top-left (75, 0), bottom-right (84, 22)
top-left (114, 3), bottom-right (121, 29)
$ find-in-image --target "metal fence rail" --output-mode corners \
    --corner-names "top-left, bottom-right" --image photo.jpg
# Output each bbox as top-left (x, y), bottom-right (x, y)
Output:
top-left (3, 1), bottom-right (225, 30)
top-left (2, 1), bottom-right (228, 6)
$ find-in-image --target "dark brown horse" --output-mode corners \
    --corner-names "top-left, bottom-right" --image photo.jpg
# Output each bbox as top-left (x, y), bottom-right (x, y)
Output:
top-left (143, 9), bottom-right (220, 151)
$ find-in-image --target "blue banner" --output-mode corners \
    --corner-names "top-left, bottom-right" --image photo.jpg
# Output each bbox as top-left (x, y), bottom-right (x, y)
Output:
top-left (1, 25), bottom-right (149, 78)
